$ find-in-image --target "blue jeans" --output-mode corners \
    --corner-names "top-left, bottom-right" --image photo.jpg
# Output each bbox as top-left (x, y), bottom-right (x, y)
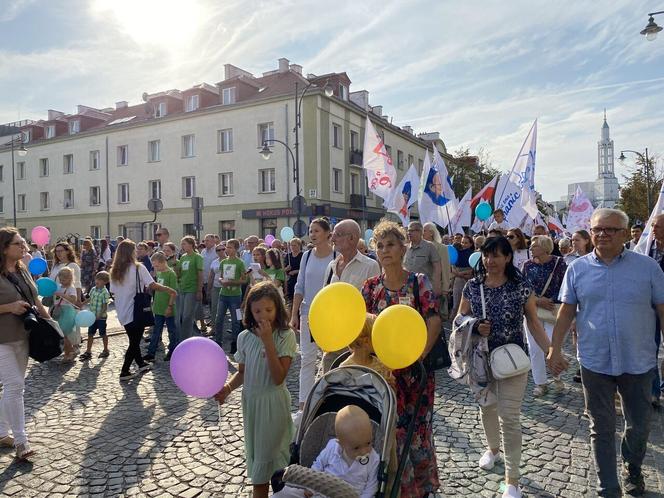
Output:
top-left (214, 294), bottom-right (242, 352)
top-left (148, 314), bottom-right (178, 356)
top-left (581, 366), bottom-right (654, 497)
top-left (176, 292), bottom-right (200, 342)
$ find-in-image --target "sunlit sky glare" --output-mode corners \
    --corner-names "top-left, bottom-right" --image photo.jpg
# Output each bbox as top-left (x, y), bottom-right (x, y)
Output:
top-left (1, 0), bottom-right (663, 202)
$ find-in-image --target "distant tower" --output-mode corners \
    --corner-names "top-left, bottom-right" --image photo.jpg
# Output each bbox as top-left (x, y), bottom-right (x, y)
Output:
top-left (597, 109), bottom-right (615, 179)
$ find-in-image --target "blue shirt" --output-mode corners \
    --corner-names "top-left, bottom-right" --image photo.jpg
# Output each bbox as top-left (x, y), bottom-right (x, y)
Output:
top-left (559, 249), bottom-right (664, 376)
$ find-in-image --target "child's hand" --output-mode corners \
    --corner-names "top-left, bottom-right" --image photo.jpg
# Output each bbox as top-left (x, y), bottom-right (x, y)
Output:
top-left (256, 319), bottom-right (273, 341)
top-left (214, 385), bottom-right (231, 405)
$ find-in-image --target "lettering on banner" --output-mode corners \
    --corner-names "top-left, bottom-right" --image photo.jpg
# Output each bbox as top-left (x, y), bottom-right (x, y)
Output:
top-left (502, 191), bottom-right (521, 217)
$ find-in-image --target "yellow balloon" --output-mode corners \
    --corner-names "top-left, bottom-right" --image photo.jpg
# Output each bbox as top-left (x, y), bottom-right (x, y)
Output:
top-left (372, 305), bottom-right (427, 370)
top-left (308, 282), bottom-right (366, 352)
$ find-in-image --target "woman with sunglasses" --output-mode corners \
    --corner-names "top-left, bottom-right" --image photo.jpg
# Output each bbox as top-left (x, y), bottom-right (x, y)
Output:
top-left (506, 228), bottom-right (529, 271)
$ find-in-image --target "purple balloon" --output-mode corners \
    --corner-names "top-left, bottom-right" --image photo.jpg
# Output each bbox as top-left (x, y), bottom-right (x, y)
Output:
top-left (170, 337), bottom-right (229, 398)
top-left (265, 234), bottom-right (275, 246)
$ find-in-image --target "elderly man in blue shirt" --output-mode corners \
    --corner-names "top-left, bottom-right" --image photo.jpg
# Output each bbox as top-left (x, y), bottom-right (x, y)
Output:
top-left (548, 208), bottom-right (664, 498)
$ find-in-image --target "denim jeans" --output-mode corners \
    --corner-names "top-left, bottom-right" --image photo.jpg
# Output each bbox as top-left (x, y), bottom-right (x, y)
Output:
top-left (214, 294), bottom-right (243, 352)
top-left (176, 292), bottom-right (200, 342)
top-left (148, 314), bottom-right (178, 356)
top-left (581, 366), bottom-right (654, 497)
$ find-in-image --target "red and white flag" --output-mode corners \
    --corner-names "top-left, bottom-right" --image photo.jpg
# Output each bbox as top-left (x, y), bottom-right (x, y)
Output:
top-left (362, 117), bottom-right (397, 203)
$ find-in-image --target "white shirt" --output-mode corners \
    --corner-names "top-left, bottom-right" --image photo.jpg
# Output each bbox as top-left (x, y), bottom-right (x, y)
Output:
top-left (110, 263), bottom-right (154, 326)
top-left (311, 439), bottom-right (379, 498)
top-left (210, 259), bottom-right (223, 288)
top-left (488, 220), bottom-right (510, 232)
top-left (200, 247), bottom-right (218, 284)
top-left (325, 251), bottom-right (380, 290)
top-left (102, 247), bottom-right (112, 263)
top-left (50, 262), bottom-right (82, 289)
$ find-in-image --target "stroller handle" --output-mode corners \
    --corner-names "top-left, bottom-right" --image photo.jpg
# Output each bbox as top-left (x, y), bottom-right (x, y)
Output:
top-left (282, 464), bottom-right (360, 498)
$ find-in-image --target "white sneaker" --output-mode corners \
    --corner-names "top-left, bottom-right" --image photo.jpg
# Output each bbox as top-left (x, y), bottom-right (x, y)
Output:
top-left (479, 449), bottom-right (501, 470)
top-left (502, 484), bottom-right (522, 498)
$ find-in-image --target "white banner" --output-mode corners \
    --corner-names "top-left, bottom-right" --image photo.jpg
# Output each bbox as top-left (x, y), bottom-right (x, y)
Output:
top-left (566, 186), bottom-right (594, 232)
top-left (449, 187), bottom-right (472, 234)
top-left (418, 150), bottom-right (456, 229)
top-left (387, 164), bottom-right (420, 226)
top-left (635, 184), bottom-right (664, 255)
top-left (362, 117), bottom-right (397, 202)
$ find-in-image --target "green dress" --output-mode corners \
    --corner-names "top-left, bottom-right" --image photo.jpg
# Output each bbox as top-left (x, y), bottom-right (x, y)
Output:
top-left (235, 327), bottom-right (297, 483)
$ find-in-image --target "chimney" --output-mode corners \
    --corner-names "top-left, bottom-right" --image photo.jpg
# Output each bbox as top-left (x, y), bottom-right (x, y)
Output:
top-left (116, 101), bottom-right (128, 110)
top-left (371, 105), bottom-right (383, 117)
top-left (290, 64), bottom-right (302, 75)
top-left (278, 58), bottom-right (290, 73)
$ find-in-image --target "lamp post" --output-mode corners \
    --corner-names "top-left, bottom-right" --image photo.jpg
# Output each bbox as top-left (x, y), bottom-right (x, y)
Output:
top-left (259, 139), bottom-right (302, 232)
top-left (641, 11), bottom-right (664, 41)
top-left (619, 148), bottom-right (653, 212)
top-left (1, 126), bottom-right (28, 227)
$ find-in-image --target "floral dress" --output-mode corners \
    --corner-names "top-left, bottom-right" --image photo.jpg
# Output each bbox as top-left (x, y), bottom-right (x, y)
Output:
top-left (80, 249), bottom-right (98, 292)
top-left (361, 272), bottom-right (440, 496)
top-left (522, 256), bottom-right (567, 302)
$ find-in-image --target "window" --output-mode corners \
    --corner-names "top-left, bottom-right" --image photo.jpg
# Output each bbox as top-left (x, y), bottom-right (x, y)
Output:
top-left (364, 176), bottom-right (373, 199)
top-left (0, 165), bottom-right (3, 182)
top-left (332, 124), bottom-right (342, 149)
top-left (185, 94), bottom-right (199, 112)
top-left (0, 197), bottom-right (3, 213)
top-left (418, 158), bottom-right (424, 174)
top-left (22, 130), bottom-right (31, 143)
top-left (408, 154), bottom-right (414, 168)
top-left (217, 128), bottom-right (233, 153)
top-left (90, 225), bottom-right (101, 239)
top-left (90, 150), bottom-right (100, 170)
top-left (220, 220), bottom-right (236, 240)
top-left (218, 172), bottom-right (233, 196)
top-left (149, 180), bottom-right (161, 200)
top-left (182, 134), bottom-right (195, 158)
top-left (339, 84), bottom-right (349, 100)
top-left (17, 194), bottom-right (26, 212)
top-left (259, 168), bottom-right (276, 193)
top-left (63, 154), bottom-right (74, 174)
top-left (64, 189), bottom-right (74, 209)
top-left (118, 224), bottom-right (127, 238)
top-left (222, 87), bottom-right (236, 105)
top-left (258, 122), bottom-right (274, 146)
top-left (148, 140), bottom-right (160, 162)
top-left (118, 183), bottom-right (130, 204)
top-left (40, 192), bottom-right (49, 211)
top-left (90, 186), bottom-right (101, 206)
top-left (183, 223), bottom-right (196, 236)
top-left (350, 172), bottom-right (359, 195)
top-left (68, 120), bottom-right (80, 135)
top-left (333, 168), bottom-right (343, 193)
top-left (16, 162), bottom-right (25, 180)
top-left (46, 125), bottom-right (55, 139)
top-left (148, 223), bottom-right (161, 239)
top-left (261, 218), bottom-right (278, 238)
top-left (182, 176), bottom-right (196, 198)
top-left (117, 145), bottom-right (128, 166)
top-left (385, 145), bottom-right (392, 164)
top-left (397, 150), bottom-right (404, 170)
top-left (350, 130), bottom-right (359, 151)
top-left (39, 158), bottom-right (49, 177)
top-left (155, 102), bottom-right (167, 118)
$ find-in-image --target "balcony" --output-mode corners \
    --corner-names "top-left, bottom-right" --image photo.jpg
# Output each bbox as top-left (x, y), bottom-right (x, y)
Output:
top-left (350, 149), bottom-right (363, 165)
top-left (350, 194), bottom-right (366, 209)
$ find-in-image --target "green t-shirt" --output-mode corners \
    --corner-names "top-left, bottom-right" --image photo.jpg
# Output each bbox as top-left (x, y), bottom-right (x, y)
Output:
top-left (220, 257), bottom-right (246, 297)
top-left (265, 268), bottom-right (286, 285)
top-left (177, 253), bottom-right (204, 293)
top-left (153, 269), bottom-right (178, 316)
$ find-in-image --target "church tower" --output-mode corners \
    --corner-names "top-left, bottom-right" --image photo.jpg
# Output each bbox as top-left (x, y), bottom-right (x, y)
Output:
top-left (594, 110), bottom-right (619, 207)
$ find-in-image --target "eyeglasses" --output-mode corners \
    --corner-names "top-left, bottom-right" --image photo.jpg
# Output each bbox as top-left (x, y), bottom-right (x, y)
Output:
top-left (590, 227), bottom-right (623, 236)
top-left (506, 235), bottom-right (516, 240)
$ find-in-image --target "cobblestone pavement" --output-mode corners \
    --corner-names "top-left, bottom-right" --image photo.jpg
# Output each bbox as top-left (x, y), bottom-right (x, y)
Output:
top-left (0, 325), bottom-right (663, 498)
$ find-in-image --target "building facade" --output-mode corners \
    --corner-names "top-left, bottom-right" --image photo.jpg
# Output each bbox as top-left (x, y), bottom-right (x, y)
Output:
top-left (0, 58), bottom-right (447, 241)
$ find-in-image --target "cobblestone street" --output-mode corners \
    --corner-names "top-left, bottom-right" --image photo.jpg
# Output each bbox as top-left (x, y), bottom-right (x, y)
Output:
top-left (0, 327), bottom-right (662, 498)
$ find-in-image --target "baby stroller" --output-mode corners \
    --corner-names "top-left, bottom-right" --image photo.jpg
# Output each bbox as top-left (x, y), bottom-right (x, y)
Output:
top-left (274, 364), bottom-right (397, 497)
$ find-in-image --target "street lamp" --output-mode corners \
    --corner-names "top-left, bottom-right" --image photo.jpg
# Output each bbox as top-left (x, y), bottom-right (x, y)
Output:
top-left (1, 125), bottom-right (28, 227)
top-left (641, 11), bottom-right (664, 41)
top-left (259, 138), bottom-right (302, 230)
top-left (619, 148), bottom-right (652, 212)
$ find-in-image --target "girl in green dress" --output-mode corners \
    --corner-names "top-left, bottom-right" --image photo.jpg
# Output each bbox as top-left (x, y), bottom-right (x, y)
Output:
top-left (215, 281), bottom-right (297, 498)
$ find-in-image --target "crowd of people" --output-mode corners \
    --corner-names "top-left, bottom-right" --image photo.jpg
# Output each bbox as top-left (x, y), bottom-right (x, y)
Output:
top-left (0, 207), bottom-right (661, 498)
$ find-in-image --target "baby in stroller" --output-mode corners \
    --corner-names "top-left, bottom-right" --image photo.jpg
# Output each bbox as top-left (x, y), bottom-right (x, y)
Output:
top-left (273, 405), bottom-right (379, 498)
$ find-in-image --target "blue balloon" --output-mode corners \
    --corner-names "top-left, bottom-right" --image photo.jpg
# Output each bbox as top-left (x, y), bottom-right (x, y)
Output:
top-left (447, 245), bottom-right (459, 265)
top-left (28, 257), bottom-right (48, 275)
top-left (75, 310), bottom-right (96, 328)
top-left (280, 226), bottom-right (295, 243)
top-left (475, 202), bottom-right (493, 221)
top-left (469, 251), bottom-right (482, 269)
top-left (36, 277), bottom-right (58, 298)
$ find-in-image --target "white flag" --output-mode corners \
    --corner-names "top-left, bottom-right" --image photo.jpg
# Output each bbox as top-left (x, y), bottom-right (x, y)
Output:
top-left (387, 164), bottom-right (420, 226)
top-left (362, 117), bottom-right (397, 202)
top-left (433, 145), bottom-right (460, 214)
top-left (635, 184), bottom-right (664, 255)
top-left (418, 150), bottom-right (456, 230)
top-left (566, 186), bottom-right (594, 232)
top-left (449, 187), bottom-right (472, 234)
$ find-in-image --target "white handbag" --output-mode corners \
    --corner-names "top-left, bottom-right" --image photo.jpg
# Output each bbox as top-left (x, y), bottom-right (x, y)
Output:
top-left (480, 284), bottom-right (531, 380)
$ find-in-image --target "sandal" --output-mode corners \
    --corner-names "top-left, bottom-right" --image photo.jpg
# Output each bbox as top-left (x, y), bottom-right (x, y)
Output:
top-left (0, 435), bottom-right (14, 448)
top-left (15, 442), bottom-right (35, 461)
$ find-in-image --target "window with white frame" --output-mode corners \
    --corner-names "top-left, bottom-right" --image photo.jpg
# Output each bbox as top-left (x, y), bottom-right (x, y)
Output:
top-left (149, 180), bottom-right (161, 200)
top-left (397, 150), bottom-right (404, 170)
top-left (63, 154), bottom-right (74, 174)
top-left (350, 172), bottom-right (359, 195)
top-left (258, 168), bottom-right (276, 193)
top-left (22, 130), bottom-right (31, 143)
top-left (0, 197), bottom-right (4, 213)
top-left (339, 84), bottom-right (349, 100)
top-left (182, 134), bottom-right (195, 158)
top-left (185, 94), bottom-right (199, 112)
top-left (64, 189), bottom-right (74, 209)
top-left (332, 124), bottom-right (342, 149)
top-left (182, 176), bottom-right (196, 198)
top-left (350, 130), bottom-right (359, 151)
top-left (408, 154), bottom-right (414, 168)
top-left (118, 224), bottom-right (127, 238)
top-left (46, 125), bottom-right (55, 139)
top-left (69, 120), bottom-right (80, 135)
top-left (117, 145), bottom-right (128, 166)
top-left (39, 158), bottom-right (49, 177)
top-left (40, 192), bottom-right (49, 211)
top-left (90, 186), bottom-right (101, 206)
top-left (217, 128), bottom-right (233, 152)
top-left (148, 140), bottom-right (160, 162)
top-left (333, 168), bottom-right (343, 193)
top-left (90, 150), bottom-right (100, 170)
top-left (218, 172), bottom-right (233, 196)
top-left (17, 194), bottom-right (26, 212)
top-left (118, 183), bottom-right (130, 204)
top-left (258, 122), bottom-right (274, 146)
top-left (183, 223), bottom-right (195, 236)
top-left (90, 225), bottom-right (101, 239)
top-left (222, 87), bottom-right (236, 105)
top-left (220, 220), bottom-right (235, 240)
top-left (16, 162), bottom-right (25, 180)
top-left (155, 102), bottom-right (167, 118)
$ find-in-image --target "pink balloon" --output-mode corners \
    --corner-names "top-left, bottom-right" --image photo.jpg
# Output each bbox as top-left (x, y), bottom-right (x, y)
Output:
top-left (265, 234), bottom-right (275, 246)
top-left (31, 226), bottom-right (50, 246)
top-left (170, 337), bottom-right (229, 398)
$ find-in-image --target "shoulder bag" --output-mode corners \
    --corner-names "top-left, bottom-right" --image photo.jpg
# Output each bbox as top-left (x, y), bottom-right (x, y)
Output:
top-left (133, 266), bottom-right (154, 328)
top-left (535, 258), bottom-right (561, 325)
top-left (414, 274), bottom-right (452, 371)
top-left (481, 283), bottom-right (530, 380)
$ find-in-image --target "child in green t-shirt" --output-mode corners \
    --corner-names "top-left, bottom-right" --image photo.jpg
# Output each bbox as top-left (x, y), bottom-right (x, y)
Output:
top-left (215, 239), bottom-right (247, 355)
top-left (264, 248), bottom-right (286, 297)
top-left (144, 252), bottom-right (178, 362)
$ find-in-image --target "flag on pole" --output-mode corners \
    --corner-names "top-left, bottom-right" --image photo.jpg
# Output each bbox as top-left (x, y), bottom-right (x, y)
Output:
top-left (433, 145), bottom-right (459, 214)
top-left (418, 150), bottom-right (456, 229)
top-left (362, 117), bottom-right (397, 203)
top-left (635, 184), bottom-right (664, 255)
top-left (566, 187), bottom-right (594, 232)
top-left (547, 214), bottom-right (565, 234)
top-left (449, 187), bottom-right (472, 235)
top-left (387, 164), bottom-right (419, 226)
top-left (470, 175), bottom-right (498, 217)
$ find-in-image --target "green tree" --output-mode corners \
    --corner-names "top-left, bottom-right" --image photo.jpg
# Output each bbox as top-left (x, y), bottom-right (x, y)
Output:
top-left (618, 152), bottom-right (662, 223)
top-left (447, 147), bottom-right (501, 198)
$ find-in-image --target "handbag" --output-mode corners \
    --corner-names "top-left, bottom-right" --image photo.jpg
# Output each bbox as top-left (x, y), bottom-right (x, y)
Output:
top-left (480, 283), bottom-right (530, 380)
top-left (133, 266), bottom-right (154, 328)
top-left (414, 275), bottom-right (451, 371)
top-left (535, 257), bottom-right (561, 325)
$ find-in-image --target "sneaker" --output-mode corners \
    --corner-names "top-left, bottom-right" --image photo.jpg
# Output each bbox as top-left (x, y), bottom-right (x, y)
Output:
top-left (502, 484), bottom-right (523, 498)
top-left (98, 350), bottom-right (110, 358)
top-left (138, 364), bottom-right (152, 373)
top-left (15, 442), bottom-right (35, 461)
top-left (533, 384), bottom-right (549, 397)
top-left (142, 354), bottom-right (155, 362)
top-left (0, 435), bottom-right (14, 447)
top-left (623, 465), bottom-right (645, 496)
top-left (479, 449), bottom-right (502, 470)
top-left (550, 378), bottom-right (564, 393)
top-left (119, 371), bottom-right (137, 381)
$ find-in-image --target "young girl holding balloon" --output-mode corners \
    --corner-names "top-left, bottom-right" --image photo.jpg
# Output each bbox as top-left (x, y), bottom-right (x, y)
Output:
top-left (215, 281), bottom-right (297, 498)
top-left (53, 267), bottom-right (81, 361)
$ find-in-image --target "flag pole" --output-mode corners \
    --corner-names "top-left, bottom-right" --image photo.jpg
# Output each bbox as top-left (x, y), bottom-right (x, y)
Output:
top-left (495, 119), bottom-right (537, 207)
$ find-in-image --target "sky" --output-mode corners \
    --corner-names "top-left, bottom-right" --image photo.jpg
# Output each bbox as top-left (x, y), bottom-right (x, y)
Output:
top-left (1, 0), bottom-right (662, 203)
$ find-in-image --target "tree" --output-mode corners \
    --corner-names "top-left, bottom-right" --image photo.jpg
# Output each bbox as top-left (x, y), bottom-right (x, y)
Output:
top-left (618, 152), bottom-right (662, 223)
top-left (447, 147), bottom-right (501, 198)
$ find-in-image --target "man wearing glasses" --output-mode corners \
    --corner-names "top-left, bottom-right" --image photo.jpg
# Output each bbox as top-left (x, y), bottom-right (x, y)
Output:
top-left (549, 208), bottom-right (664, 497)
